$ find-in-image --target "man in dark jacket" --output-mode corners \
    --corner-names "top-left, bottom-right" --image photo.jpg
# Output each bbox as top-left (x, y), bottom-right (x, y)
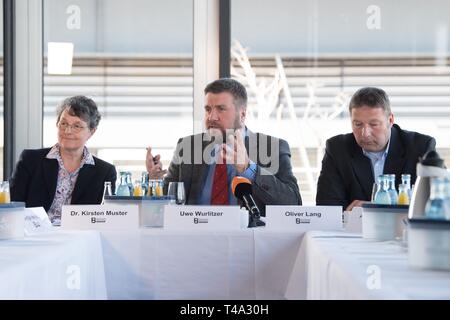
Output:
top-left (316, 87), bottom-right (436, 211)
top-left (146, 78), bottom-right (301, 216)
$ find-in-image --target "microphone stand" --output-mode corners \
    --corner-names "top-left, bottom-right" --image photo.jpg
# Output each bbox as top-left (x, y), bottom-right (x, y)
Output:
top-left (242, 195), bottom-right (265, 228)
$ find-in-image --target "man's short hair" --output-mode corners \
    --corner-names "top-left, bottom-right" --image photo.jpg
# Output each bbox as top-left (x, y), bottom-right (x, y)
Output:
top-left (204, 78), bottom-right (247, 108)
top-left (349, 87), bottom-right (391, 116)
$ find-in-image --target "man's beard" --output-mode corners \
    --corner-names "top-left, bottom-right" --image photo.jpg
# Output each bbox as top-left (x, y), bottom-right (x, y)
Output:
top-left (205, 117), bottom-right (243, 142)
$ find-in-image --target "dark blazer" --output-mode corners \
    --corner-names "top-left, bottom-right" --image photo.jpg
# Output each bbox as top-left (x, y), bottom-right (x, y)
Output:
top-left (316, 124), bottom-right (436, 209)
top-left (164, 129), bottom-right (302, 215)
top-left (10, 148), bottom-right (117, 211)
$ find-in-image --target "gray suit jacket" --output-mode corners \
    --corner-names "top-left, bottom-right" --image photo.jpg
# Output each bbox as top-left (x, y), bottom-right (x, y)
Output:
top-left (164, 129), bottom-right (302, 215)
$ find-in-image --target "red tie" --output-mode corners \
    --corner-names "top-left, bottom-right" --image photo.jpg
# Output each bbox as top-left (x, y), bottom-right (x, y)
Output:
top-left (211, 162), bottom-right (229, 205)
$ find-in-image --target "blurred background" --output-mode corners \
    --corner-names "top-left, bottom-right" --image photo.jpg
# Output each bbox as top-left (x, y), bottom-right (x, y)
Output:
top-left (1, 0), bottom-right (449, 204)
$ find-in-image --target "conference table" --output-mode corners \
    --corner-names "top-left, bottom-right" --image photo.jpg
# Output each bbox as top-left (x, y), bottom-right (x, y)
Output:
top-left (0, 230), bottom-right (106, 299)
top-left (2, 228), bottom-right (450, 299)
top-left (285, 231), bottom-right (450, 300)
top-left (99, 229), bottom-right (305, 299)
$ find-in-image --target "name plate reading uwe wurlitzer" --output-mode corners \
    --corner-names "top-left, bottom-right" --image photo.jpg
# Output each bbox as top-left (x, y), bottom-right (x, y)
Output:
top-left (164, 205), bottom-right (241, 230)
top-left (266, 206), bottom-right (343, 230)
top-left (61, 205), bottom-right (139, 230)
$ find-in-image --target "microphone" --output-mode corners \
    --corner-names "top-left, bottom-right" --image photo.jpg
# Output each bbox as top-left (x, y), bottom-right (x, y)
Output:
top-left (231, 176), bottom-right (265, 227)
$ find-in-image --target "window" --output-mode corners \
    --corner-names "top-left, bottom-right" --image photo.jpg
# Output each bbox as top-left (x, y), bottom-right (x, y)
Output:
top-left (43, 0), bottom-right (193, 183)
top-left (232, 0), bottom-right (450, 203)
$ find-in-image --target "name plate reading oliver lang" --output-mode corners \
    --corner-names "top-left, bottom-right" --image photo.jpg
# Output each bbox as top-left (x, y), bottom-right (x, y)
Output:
top-left (266, 205), bottom-right (342, 231)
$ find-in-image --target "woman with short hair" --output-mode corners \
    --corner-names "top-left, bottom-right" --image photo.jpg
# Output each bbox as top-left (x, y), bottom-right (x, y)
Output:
top-left (10, 95), bottom-right (116, 225)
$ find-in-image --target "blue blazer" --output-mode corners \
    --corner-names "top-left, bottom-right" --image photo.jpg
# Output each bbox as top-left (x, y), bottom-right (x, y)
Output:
top-left (10, 148), bottom-right (117, 211)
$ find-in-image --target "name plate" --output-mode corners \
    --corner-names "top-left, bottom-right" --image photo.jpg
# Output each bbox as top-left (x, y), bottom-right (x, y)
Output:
top-left (164, 205), bottom-right (242, 230)
top-left (266, 205), bottom-right (343, 230)
top-left (61, 204), bottom-right (139, 230)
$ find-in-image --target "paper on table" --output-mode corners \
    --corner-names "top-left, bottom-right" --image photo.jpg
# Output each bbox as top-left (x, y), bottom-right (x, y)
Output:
top-left (24, 207), bottom-right (54, 236)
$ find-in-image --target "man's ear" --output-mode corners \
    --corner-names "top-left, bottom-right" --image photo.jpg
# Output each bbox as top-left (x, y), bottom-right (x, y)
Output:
top-left (388, 113), bottom-right (394, 127)
top-left (240, 107), bottom-right (246, 124)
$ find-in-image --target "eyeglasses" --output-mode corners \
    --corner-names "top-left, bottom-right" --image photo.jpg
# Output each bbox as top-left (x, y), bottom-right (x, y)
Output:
top-left (57, 121), bottom-right (88, 133)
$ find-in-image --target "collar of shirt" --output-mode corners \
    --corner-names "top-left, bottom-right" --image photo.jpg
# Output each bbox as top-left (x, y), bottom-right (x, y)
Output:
top-left (46, 143), bottom-right (95, 174)
top-left (362, 138), bottom-right (391, 181)
top-left (362, 138), bottom-right (390, 162)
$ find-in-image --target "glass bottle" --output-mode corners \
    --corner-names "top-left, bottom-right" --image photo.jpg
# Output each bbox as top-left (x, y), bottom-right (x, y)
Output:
top-left (401, 174), bottom-right (412, 200)
top-left (0, 181), bottom-right (11, 204)
top-left (101, 181), bottom-right (113, 204)
top-left (147, 180), bottom-right (155, 197)
top-left (443, 178), bottom-right (450, 220)
top-left (133, 179), bottom-right (143, 196)
top-left (141, 172), bottom-right (149, 196)
top-left (374, 175), bottom-right (391, 205)
top-left (388, 174), bottom-right (398, 205)
top-left (154, 179), bottom-right (164, 197)
top-left (116, 172), bottom-right (131, 196)
top-left (126, 172), bottom-right (133, 195)
top-left (425, 177), bottom-right (445, 219)
top-left (398, 184), bottom-right (410, 205)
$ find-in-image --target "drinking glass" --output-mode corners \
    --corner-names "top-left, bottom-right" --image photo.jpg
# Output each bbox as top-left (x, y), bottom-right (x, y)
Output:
top-left (168, 182), bottom-right (186, 205)
top-left (371, 182), bottom-right (378, 202)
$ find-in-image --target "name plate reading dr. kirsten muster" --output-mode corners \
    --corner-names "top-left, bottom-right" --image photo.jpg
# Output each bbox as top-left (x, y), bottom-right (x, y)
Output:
top-left (61, 204), bottom-right (139, 230)
top-left (266, 206), bottom-right (343, 231)
top-left (164, 205), bottom-right (242, 230)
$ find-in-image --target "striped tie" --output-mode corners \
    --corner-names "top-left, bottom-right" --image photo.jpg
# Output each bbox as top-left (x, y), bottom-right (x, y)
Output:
top-left (211, 162), bottom-right (229, 205)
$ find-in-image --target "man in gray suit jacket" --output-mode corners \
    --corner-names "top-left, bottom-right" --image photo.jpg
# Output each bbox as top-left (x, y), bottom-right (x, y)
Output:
top-left (146, 78), bottom-right (301, 215)
top-left (316, 87), bottom-right (436, 211)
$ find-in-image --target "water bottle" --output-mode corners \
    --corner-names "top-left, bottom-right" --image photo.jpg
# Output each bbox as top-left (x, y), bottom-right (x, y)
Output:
top-left (101, 181), bottom-right (113, 204)
top-left (116, 172), bottom-right (131, 196)
top-left (401, 174), bottom-right (412, 200)
top-left (141, 172), bottom-right (149, 196)
top-left (147, 180), bottom-right (155, 196)
top-left (0, 181), bottom-right (11, 204)
top-left (374, 175), bottom-right (391, 205)
top-left (126, 172), bottom-right (133, 195)
top-left (425, 177), bottom-right (445, 219)
top-left (153, 179), bottom-right (164, 197)
top-left (398, 184), bottom-right (410, 205)
top-left (443, 178), bottom-right (450, 220)
top-left (133, 179), bottom-right (143, 196)
top-left (388, 174), bottom-right (398, 205)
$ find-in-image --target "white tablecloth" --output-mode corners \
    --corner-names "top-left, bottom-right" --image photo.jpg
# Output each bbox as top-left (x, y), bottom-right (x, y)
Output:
top-left (285, 231), bottom-right (450, 300)
top-left (6, 228), bottom-right (450, 300)
top-left (0, 230), bottom-right (107, 299)
top-left (99, 228), bottom-right (305, 299)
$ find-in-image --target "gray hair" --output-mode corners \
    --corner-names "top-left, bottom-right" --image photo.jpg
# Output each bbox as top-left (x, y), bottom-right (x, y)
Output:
top-left (349, 87), bottom-right (392, 116)
top-left (56, 95), bottom-right (101, 130)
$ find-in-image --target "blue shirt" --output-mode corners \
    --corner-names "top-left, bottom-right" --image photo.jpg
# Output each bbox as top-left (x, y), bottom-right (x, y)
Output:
top-left (199, 130), bottom-right (258, 205)
top-left (362, 138), bottom-right (391, 181)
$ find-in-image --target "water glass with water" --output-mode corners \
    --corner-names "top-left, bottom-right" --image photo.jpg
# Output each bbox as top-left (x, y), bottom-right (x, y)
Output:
top-left (168, 182), bottom-right (186, 205)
